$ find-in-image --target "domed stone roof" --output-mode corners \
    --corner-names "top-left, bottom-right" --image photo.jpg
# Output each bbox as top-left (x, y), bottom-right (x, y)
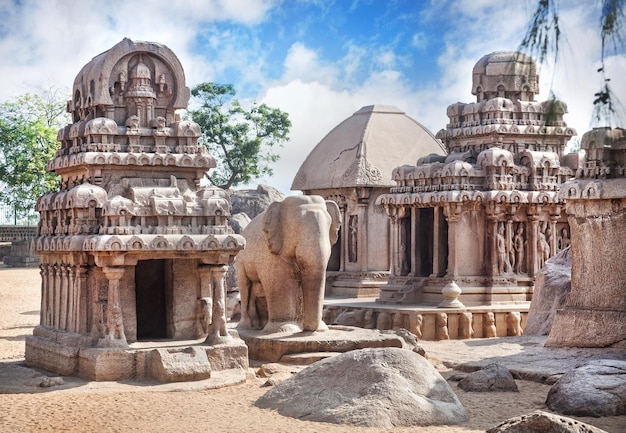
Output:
top-left (472, 51), bottom-right (539, 100)
top-left (291, 105), bottom-right (446, 190)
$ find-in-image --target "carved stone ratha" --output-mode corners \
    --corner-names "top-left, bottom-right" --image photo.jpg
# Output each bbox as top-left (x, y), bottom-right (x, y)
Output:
top-left (25, 38), bottom-right (247, 382)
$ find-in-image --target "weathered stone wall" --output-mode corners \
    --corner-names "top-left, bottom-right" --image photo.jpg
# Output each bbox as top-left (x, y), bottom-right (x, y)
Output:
top-left (0, 226), bottom-right (37, 242)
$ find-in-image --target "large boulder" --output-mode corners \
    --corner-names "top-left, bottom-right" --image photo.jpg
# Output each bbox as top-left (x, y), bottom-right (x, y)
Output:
top-left (524, 247), bottom-right (571, 335)
top-left (229, 184), bottom-right (285, 219)
top-left (487, 410), bottom-right (609, 433)
top-left (458, 363), bottom-right (519, 392)
top-left (546, 359), bottom-right (626, 417)
top-left (255, 347), bottom-right (467, 428)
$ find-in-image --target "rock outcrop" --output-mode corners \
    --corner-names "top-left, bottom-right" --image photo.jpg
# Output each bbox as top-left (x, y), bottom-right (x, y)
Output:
top-left (524, 247), bottom-right (572, 335)
top-left (255, 347), bottom-right (467, 428)
top-left (229, 184), bottom-right (285, 219)
top-left (546, 359), bottom-right (626, 417)
top-left (457, 363), bottom-right (519, 392)
top-left (487, 410), bottom-right (609, 433)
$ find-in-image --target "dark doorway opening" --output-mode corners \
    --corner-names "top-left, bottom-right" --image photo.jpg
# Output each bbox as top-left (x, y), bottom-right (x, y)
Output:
top-left (418, 208), bottom-right (434, 277)
top-left (135, 259), bottom-right (167, 340)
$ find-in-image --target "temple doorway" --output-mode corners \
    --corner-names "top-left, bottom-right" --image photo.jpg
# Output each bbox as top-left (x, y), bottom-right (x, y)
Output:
top-left (135, 259), bottom-right (168, 340)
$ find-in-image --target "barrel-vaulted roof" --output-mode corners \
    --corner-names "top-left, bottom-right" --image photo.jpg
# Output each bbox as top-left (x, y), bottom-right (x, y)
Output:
top-left (291, 105), bottom-right (446, 191)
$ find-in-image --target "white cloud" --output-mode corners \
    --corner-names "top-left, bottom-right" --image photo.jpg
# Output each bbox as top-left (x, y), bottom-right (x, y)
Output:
top-left (1, 0), bottom-right (622, 198)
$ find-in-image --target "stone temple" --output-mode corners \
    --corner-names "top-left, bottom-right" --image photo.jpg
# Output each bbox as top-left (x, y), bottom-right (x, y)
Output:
top-left (323, 52), bottom-right (580, 340)
top-left (292, 105), bottom-right (446, 297)
top-left (25, 39), bottom-right (248, 381)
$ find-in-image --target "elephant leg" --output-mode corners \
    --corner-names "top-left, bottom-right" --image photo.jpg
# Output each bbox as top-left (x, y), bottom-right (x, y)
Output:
top-left (301, 268), bottom-right (328, 332)
top-left (262, 273), bottom-right (301, 334)
top-left (236, 262), bottom-right (259, 329)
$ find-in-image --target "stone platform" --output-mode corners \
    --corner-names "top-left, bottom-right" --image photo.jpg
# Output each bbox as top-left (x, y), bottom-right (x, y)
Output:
top-left (237, 325), bottom-right (406, 362)
top-left (25, 326), bottom-right (248, 383)
top-left (322, 297), bottom-right (530, 341)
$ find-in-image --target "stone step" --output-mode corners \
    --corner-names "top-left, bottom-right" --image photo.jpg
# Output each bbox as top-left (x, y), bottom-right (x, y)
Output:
top-left (279, 352), bottom-right (342, 365)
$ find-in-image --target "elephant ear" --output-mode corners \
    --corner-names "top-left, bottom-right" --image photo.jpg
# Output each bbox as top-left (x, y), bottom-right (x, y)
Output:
top-left (326, 200), bottom-right (341, 245)
top-left (263, 201), bottom-right (283, 254)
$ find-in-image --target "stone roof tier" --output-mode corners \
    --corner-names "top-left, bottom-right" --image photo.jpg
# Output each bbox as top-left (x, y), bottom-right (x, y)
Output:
top-left (292, 105), bottom-right (446, 191)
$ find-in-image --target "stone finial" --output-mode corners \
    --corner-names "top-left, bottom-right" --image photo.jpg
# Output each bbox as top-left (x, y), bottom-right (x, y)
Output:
top-left (439, 280), bottom-right (464, 308)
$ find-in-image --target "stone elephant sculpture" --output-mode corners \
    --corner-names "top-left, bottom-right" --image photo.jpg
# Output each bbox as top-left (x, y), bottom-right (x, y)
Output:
top-left (236, 195), bottom-right (341, 333)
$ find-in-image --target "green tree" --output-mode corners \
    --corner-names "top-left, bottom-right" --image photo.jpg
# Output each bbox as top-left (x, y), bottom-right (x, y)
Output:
top-left (188, 82), bottom-right (291, 190)
top-left (520, 0), bottom-right (625, 127)
top-left (0, 90), bottom-right (68, 221)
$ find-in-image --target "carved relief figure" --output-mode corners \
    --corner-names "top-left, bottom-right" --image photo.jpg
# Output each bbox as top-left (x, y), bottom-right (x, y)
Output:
top-left (459, 312), bottom-right (474, 339)
top-left (558, 227), bottom-right (570, 251)
top-left (537, 222), bottom-right (550, 268)
top-left (348, 215), bottom-right (358, 263)
top-left (506, 311), bottom-right (523, 336)
top-left (363, 309), bottom-right (376, 329)
top-left (237, 195), bottom-right (341, 333)
top-left (435, 312), bottom-right (450, 340)
top-left (513, 223), bottom-right (525, 274)
top-left (392, 312), bottom-right (405, 330)
top-left (376, 311), bottom-right (392, 330)
top-left (496, 223), bottom-right (512, 274)
top-left (410, 313), bottom-right (423, 339)
top-left (197, 297), bottom-right (212, 335)
top-left (484, 312), bottom-right (497, 338)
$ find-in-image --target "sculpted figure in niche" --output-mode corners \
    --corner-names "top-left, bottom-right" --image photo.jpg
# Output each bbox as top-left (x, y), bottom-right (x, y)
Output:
top-left (392, 312), bottom-right (405, 330)
top-left (496, 223), bottom-right (512, 274)
top-left (513, 223), bottom-right (526, 274)
top-left (236, 195), bottom-right (341, 333)
top-left (484, 312), bottom-right (497, 338)
top-left (196, 297), bottom-right (212, 335)
top-left (348, 215), bottom-right (358, 263)
top-left (537, 222), bottom-right (550, 268)
top-left (558, 227), bottom-right (570, 251)
top-left (376, 311), bottom-right (392, 330)
top-left (506, 311), bottom-right (523, 336)
top-left (363, 309), bottom-right (376, 329)
top-left (459, 312), bottom-right (474, 339)
top-left (410, 313), bottom-right (423, 339)
top-left (436, 312), bottom-right (450, 340)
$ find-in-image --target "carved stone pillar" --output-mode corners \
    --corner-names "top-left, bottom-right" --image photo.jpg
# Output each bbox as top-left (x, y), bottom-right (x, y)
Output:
top-left (53, 264), bottom-right (61, 329)
top-left (409, 207), bottom-right (417, 277)
top-left (98, 266), bottom-right (128, 348)
top-left (356, 188), bottom-right (369, 271)
top-left (339, 204), bottom-right (347, 272)
top-left (432, 206), bottom-right (441, 277)
top-left (39, 264), bottom-right (49, 326)
top-left (444, 204), bottom-right (461, 278)
top-left (206, 265), bottom-right (231, 345)
top-left (77, 266), bottom-right (88, 334)
top-left (59, 265), bottom-right (69, 331)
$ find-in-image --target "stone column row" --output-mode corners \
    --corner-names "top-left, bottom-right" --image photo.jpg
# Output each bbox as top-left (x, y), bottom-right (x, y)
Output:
top-left (40, 263), bottom-right (85, 333)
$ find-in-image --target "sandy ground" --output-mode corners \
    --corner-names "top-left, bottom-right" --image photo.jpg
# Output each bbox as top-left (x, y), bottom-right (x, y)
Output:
top-left (1, 266), bottom-right (625, 433)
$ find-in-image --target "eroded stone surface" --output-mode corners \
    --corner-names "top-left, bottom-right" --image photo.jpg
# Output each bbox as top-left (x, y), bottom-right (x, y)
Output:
top-left (546, 359), bottom-right (626, 417)
top-left (256, 347), bottom-right (467, 427)
top-left (457, 363), bottom-right (519, 392)
top-left (525, 248), bottom-right (572, 335)
top-left (238, 325), bottom-right (405, 362)
top-left (486, 410), bottom-right (609, 433)
top-left (548, 128), bottom-right (626, 349)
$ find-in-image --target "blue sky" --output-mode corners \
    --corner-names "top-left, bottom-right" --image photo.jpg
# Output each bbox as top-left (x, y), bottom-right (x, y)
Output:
top-left (0, 0), bottom-right (624, 193)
